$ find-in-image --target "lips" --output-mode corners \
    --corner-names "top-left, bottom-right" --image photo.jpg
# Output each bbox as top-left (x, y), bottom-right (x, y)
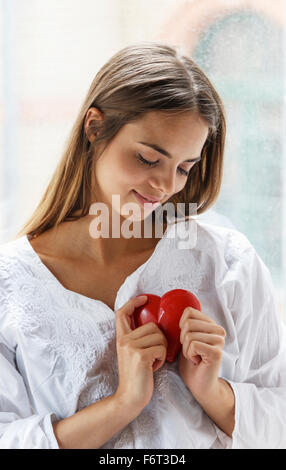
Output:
top-left (140, 192), bottom-right (162, 203)
top-left (133, 190), bottom-right (162, 206)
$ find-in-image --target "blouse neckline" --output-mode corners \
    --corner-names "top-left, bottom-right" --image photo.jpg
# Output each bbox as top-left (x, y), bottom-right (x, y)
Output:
top-left (20, 225), bottom-right (173, 312)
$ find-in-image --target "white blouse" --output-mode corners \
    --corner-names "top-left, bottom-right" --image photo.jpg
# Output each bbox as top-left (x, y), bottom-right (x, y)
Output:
top-left (0, 218), bottom-right (286, 449)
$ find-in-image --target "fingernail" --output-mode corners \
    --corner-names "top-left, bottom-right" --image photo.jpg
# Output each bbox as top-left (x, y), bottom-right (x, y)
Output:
top-left (137, 295), bottom-right (147, 300)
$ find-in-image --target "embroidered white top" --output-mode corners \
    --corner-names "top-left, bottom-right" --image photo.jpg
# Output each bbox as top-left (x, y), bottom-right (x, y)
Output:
top-left (0, 219), bottom-right (286, 449)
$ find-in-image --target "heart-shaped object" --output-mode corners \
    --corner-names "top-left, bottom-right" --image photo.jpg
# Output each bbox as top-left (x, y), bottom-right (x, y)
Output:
top-left (131, 289), bottom-right (201, 362)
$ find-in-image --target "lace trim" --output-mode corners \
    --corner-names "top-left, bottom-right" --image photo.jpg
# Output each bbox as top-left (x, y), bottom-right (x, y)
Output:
top-left (138, 233), bottom-right (211, 297)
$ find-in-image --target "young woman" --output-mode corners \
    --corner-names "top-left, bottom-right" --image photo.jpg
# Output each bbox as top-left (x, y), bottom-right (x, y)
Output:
top-left (0, 42), bottom-right (286, 449)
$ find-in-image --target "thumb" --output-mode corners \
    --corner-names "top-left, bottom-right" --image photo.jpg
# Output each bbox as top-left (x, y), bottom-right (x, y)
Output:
top-left (116, 295), bottom-right (148, 335)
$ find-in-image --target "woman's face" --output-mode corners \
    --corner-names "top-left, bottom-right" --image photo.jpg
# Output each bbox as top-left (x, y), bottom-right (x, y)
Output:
top-left (89, 109), bottom-right (209, 222)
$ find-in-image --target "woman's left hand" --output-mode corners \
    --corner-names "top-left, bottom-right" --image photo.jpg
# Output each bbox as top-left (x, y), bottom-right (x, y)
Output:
top-left (178, 306), bottom-right (226, 403)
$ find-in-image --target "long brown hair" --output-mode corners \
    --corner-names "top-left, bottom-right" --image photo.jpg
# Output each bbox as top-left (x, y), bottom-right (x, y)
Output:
top-left (16, 41), bottom-right (226, 239)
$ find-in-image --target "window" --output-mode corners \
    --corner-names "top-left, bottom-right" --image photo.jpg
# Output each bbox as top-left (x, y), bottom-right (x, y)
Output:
top-left (193, 9), bottom-right (285, 321)
top-left (1, 1), bottom-right (284, 320)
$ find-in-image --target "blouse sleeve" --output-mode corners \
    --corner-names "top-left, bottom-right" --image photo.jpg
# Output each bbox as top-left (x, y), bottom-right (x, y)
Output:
top-left (0, 257), bottom-right (59, 449)
top-left (219, 236), bottom-right (286, 449)
top-left (0, 336), bottom-right (59, 449)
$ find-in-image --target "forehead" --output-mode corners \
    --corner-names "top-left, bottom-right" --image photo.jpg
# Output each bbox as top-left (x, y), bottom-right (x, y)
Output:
top-left (122, 110), bottom-right (209, 153)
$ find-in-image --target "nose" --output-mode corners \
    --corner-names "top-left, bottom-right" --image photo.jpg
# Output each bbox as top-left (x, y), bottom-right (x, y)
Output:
top-left (149, 166), bottom-right (177, 197)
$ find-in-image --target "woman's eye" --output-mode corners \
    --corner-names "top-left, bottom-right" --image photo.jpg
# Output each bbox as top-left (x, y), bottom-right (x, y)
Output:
top-left (135, 153), bottom-right (190, 177)
top-left (136, 153), bottom-right (158, 167)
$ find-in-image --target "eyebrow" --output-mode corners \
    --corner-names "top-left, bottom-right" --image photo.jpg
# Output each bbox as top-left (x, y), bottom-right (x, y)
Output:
top-left (138, 141), bottom-right (201, 163)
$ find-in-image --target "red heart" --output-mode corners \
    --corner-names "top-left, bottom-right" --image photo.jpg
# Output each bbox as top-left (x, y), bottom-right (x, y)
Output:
top-left (131, 289), bottom-right (201, 362)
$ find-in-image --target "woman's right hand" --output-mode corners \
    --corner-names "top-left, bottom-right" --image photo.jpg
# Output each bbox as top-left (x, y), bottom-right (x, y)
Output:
top-left (114, 295), bottom-right (168, 412)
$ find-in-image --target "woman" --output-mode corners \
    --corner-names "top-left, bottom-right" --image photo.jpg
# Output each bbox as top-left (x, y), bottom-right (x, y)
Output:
top-left (0, 42), bottom-right (286, 449)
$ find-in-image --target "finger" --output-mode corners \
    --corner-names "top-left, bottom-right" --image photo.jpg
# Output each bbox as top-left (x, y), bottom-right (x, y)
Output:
top-left (152, 358), bottom-right (164, 373)
top-left (141, 345), bottom-right (167, 369)
top-left (180, 335), bottom-right (201, 364)
top-left (133, 332), bottom-right (168, 350)
top-left (187, 341), bottom-right (223, 364)
top-left (179, 307), bottom-right (216, 329)
top-left (181, 331), bottom-right (225, 348)
top-left (116, 295), bottom-right (148, 336)
top-left (129, 321), bottom-right (167, 341)
top-left (129, 321), bottom-right (159, 338)
top-left (180, 321), bottom-right (226, 344)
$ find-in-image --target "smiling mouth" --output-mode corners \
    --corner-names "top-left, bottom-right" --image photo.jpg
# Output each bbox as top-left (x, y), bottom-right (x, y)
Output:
top-left (132, 190), bottom-right (161, 206)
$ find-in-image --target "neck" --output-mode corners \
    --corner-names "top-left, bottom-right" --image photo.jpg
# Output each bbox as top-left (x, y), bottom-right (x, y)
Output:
top-left (43, 210), bottom-right (166, 266)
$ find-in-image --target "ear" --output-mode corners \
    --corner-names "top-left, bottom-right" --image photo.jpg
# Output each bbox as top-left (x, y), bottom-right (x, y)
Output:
top-left (84, 107), bottom-right (104, 143)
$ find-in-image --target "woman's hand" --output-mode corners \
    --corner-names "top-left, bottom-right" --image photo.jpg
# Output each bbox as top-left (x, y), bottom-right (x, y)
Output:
top-left (178, 306), bottom-right (226, 403)
top-left (115, 295), bottom-right (168, 413)
top-left (178, 306), bottom-right (235, 437)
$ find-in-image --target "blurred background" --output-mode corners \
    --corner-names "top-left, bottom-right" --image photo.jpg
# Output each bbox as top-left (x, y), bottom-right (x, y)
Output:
top-left (0, 0), bottom-right (285, 320)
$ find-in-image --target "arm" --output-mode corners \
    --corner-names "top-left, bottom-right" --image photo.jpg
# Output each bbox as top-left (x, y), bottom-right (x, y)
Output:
top-left (0, 340), bottom-right (59, 449)
top-left (225, 270), bottom-right (286, 449)
top-left (52, 392), bottom-right (140, 449)
top-left (0, 288), bottom-right (166, 449)
top-left (0, 292), bottom-right (166, 449)
top-left (54, 293), bottom-right (168, 449)
top-left (178, 307), bottom-right (235, 438)
top-left (214, 240), bottom-right (286, 448)
top-left (178, 234), bottom-right (286, 448)
top-left (0, 336), bottom-right (142, 449)
top-left (191, 378), bottom-right (235, 438)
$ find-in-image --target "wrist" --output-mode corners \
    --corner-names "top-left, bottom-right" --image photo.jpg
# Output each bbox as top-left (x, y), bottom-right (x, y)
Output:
top-left (113, 391), bottom-right (143, 420)
top-left (194, 378), bottom-right (232, 407)
top-left (193, 378), bottom-right (235, 438)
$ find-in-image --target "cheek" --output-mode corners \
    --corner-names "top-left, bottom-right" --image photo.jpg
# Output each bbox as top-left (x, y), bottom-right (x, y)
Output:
top-left (117, 166), bottom-right (141, 191)
top-left (117, 156), bottom-right (146, 185)
top-left (98, 154), bottom-right (145, 193)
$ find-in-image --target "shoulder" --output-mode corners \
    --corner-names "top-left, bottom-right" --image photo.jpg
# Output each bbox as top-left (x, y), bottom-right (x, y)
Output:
top-left (187, 220), bottom-right (278, 328)
top-left (0, 235), bottom-right (51, 343)
top-left (0, 235), bottom-right (30, 271)
top-left (0, 235), bottom-right (39, 293)
top-left (174, 217), bottom-right (254, 267)
top-left (192, 218), bottom-right (274, 303)
top-left (0, 236), bottom-right (31, 347)
top-left (198, 218), bottom-right (252, 258)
